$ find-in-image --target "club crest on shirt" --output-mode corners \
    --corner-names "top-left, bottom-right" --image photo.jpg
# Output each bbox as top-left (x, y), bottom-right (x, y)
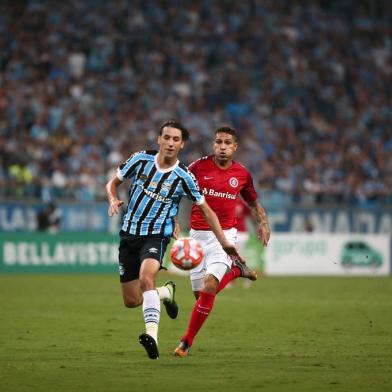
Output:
top-left (119, 263), bottom-right (125, 276)
top-left (162, 181), bottom-right (172, 190)
top-left (229, 177), bottom-right (239, 188)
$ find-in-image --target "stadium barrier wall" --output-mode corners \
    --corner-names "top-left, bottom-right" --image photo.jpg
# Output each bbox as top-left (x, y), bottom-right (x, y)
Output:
top-left (264, 234), bottom-right (391, 276)
top-left (2, 232), bottom-right (390, 276)
top-left (1, 202), bottom-right (391, 234)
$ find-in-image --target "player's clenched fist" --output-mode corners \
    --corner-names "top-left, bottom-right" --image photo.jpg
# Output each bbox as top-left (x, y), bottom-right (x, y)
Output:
top-left (108, 199), bottom-right (124, 217)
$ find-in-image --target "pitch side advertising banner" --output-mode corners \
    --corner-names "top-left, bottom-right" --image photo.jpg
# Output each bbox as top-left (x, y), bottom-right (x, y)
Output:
top-left (0, 232), bottom-right (118, 273)
top-left (265, 234), bottom-right (391, 276)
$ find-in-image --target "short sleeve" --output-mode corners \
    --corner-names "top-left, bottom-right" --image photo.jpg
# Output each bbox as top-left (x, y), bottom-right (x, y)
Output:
top-left (240, 171), bottom-right (257, 203)
top-left (182, 169), bottom-right (205, 205)
top-left (117, 151), bottom-right (142, 181)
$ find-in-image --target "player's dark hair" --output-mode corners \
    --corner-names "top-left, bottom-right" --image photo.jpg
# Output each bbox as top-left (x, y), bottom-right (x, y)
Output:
top-left (215, 126), bottom-right (238, 141)
top-left (159, 120), bottom-right (189, 141)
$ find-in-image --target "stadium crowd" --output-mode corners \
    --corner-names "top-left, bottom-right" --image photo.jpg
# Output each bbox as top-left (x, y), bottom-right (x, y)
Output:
top-left (0, 0), bottom-right (391, 208)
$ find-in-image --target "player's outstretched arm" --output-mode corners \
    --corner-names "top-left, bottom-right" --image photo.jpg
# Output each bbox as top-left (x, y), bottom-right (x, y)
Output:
top-left (197, 201), bottom-right (243, 261)
top-left (172, 217), bottom-right (180, 240)
top-left (248, 200), bottom-right (270, 246)
top-left (105, 175), bottom-right (124, 217)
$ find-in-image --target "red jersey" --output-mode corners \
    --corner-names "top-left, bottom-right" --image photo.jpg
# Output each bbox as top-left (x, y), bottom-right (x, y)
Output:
top-left (235, 197), bottom-right (252, 232)
top-left (189, 155), bottom-right (257, 230)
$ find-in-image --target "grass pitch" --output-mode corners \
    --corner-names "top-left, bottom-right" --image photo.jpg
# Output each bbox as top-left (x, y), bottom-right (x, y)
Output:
top-left (0, 273), bottom-right (391, 392)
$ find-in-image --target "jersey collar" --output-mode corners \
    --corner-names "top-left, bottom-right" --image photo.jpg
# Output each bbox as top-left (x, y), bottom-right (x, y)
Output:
top-left (154, 154), bottom-right (179, 173)
top-left (211, 155), bottom-right (234, 170)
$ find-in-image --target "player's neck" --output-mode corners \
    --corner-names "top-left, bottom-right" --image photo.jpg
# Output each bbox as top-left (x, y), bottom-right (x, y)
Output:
top-left (213, 156), bottom-right (232, 170)
top-left (156, 153), bottom-right (178, 169)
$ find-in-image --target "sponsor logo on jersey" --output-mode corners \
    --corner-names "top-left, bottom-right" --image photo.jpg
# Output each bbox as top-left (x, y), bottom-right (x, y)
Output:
top-left (229, 177), bottom-right (239, 188)
top-left (202, 187), bottom-right (236, 200)
top-left (140, 184), bottom-right (172, 203)
top-left (140, 174), bottom-right (148, 181)
top-left (150, 181), bottom-right (157, 189)
top-left (148, 247), bottom-right (158, 253)
top-left (204, 176), bottom-right (214, 180)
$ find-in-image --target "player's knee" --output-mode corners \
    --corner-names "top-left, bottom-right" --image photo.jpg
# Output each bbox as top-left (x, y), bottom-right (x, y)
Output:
top-left (139, 275), bottom-right (154, 292)
top-left (202, 275), bottom-right (219, 294)
top-left (123, 297), bottom-right (141, 308)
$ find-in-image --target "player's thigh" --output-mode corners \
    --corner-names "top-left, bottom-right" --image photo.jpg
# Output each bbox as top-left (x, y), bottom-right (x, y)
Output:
top-left (189, 229), bottom-right (235, 290)
top-left (188, 254), bottom-right (206, 291)
top-left (190, 259), bottom-right (228, 292)
top-left (139, 235), bottom-right (170, 290)
top-left (188, 231), bottom-right (208, 291)
top-left (205, 261), bottom-right (230, 284)
top-left (118, 237), bottom-right (142, 283)
top-left (139, 235), bottom-right (170, 269)
top-left (200, 228), bottom-right (236, 273)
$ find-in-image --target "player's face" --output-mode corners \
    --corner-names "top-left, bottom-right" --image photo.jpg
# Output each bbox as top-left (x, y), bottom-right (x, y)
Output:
top-left (213, 132), bottom-right (237, 164)
top-left (157, 126), bottom-right (185, 160)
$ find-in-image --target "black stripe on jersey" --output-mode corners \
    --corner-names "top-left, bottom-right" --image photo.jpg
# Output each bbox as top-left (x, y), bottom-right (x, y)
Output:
top-left (178, 162), bottom-right (201, 194)
top-left (181, 177), bottom-right (198, 203)
top-left (147, 177), bottom-right (181, 234)
top-left (135, 172), bottom-right (171, 235)
top-left (120, 151), bottom-right (145, 178)
top-left (135, 160), bottom-right (148, 181)
top-left (120, 150), bottom-right (156, 179)
top-left (126, 160), bottom-right (148, 198)
top-left (123, 160), bottom-right (148, 220)
top-left (125, 164), bottom-right (157, 233)
top-left (123, 161), bottom-right (140, 179)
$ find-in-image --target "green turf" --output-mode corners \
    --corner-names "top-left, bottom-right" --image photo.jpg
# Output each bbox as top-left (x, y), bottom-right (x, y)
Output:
top-left (0, 274), bottom-right (391, 392)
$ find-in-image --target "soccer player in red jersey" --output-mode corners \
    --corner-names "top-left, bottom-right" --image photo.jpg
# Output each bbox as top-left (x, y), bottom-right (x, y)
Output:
top-left (174, 126), bottom-right (270, 357)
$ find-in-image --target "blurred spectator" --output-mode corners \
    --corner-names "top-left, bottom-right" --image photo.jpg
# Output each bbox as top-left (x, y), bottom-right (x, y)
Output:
top-left (37, 202), bottom-right (62, 233)
top-left (304, 219), bottom-right (315, 233)
top-left (0, 0), bottom-right (390, 207)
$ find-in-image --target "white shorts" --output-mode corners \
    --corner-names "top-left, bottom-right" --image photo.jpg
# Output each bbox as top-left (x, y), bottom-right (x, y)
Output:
top-left (189, 228), bottom-right (237, 292)
top-left (236, 231), bottom-right (250, 250)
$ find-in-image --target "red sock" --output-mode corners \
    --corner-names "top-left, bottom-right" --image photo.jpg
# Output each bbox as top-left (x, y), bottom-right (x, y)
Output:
top-left (182, 291), bottom-right (215, 347)
top-left (217, 266), bottom-right (241, 293)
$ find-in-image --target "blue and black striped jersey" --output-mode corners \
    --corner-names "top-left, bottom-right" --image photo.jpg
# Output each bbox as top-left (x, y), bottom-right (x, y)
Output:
top-left (117, 150), bottom-right (205, 237)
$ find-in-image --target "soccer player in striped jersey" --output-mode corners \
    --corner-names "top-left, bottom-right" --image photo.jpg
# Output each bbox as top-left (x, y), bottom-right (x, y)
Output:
top-left (174, 126), bottom-right (270, 357)
top-left (106, 120), bottom-right (242, 360)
